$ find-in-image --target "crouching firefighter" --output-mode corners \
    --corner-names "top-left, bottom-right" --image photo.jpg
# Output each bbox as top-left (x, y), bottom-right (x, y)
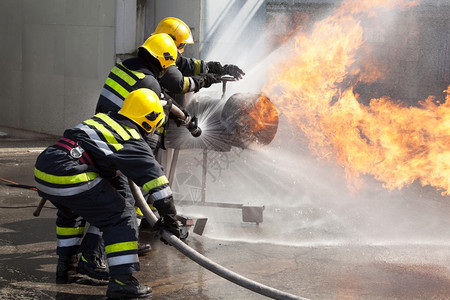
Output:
top-left (34, 88), bottom-right (181, 299)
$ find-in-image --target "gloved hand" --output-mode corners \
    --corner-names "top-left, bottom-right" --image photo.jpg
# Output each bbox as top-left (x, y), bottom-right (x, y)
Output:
top-left (152, 197), bottom-right (177, 217)
top-left (173, 109), bottom-right (190, 127)
top-left (206, 61), bottom-right (224, 75)
top-left (223, 64), bottom-right (245, 80)
top-left (152, 214), bottom-right (181, 245)
top-left (191, 73), bottom-right (222, 92)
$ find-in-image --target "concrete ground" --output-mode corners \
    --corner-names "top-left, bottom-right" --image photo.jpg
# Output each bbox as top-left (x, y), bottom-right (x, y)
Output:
top-left (1, 126), bottom-right (450, 300)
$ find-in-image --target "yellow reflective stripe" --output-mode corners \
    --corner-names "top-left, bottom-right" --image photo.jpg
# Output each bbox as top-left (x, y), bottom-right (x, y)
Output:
top-left (56, 226), bottom-right (85, 236)
top-left (135, 206), bottom-right (143, 217)
top-left (111, 65), bottom-right (136, 86)
top-left (143, 175), bottom-right (169, 193)
top-left (122, 125), bottom-right (141, 139)
top-left (34, 168), bottom-right (98, 185)
top-left (94, 113), bottom-right (131, 141)
top-left (84, 119), bottom-right (123, 151)
top-left (105, 77), bottom-right (129, 99)
top-left (194, 59), bottom-right (202, 75)
top-left (182, 77), bottom-right (190, 93)
top-left (105, 241), bottom-right (138, 254)
top-left (121, 63), bottom-right (145, 79)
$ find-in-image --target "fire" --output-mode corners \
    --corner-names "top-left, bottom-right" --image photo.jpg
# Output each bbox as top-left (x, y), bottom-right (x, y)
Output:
top-left (248, 95), bottom-right (279, 133)
top-left (263, 0), bottom-right (450, 195)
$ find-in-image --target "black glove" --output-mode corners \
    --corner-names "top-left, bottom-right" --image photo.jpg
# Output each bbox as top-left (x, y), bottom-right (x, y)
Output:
top-left (223, 64), bottom-right (245, 80)
top-left (207, 61), bottom-right (224, 75)
top-left (152, 214), bottom-right (181, 245)
top-left (191, 73), bottom-right (222, 92)
top-left (152, 197), bottom-right (177, 217)
top-left (173, 108), bottom-right (190, 127)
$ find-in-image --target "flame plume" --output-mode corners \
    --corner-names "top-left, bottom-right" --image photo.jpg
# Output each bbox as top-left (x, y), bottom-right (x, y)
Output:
top-left (263, 0), bottom-right (450, 195)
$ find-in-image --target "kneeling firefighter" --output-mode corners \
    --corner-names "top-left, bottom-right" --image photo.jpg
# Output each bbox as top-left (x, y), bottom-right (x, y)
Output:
top-left (34, 88), bottom-right (181, 299)
top-left (75, 33), bottom-right (201, 284)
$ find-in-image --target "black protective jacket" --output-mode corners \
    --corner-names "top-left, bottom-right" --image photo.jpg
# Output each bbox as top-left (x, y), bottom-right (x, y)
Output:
top-left (159, 54), bottom-right (207, 95)
top-left (35, 112), bottom-right (170, 201)
top-left (95, 53), bottom-right (162, 114)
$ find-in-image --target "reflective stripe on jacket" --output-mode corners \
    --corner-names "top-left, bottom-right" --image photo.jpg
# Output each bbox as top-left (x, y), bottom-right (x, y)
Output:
top-left (96, 57), bottom-right (162, 114)
top-left (35, 112), bottom-right (171, 201)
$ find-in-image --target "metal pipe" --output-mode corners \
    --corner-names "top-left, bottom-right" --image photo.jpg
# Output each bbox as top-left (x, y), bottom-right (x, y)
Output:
top-left (129, 179), bottom-right (308, 300)
top-left (167, 149), bottom-right (179, 184)
top-left (201, 148), bottom-right (207, 202)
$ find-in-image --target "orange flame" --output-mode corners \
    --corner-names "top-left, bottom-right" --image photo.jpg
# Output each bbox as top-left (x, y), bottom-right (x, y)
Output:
top-left (263, 0), bottom-right (450, 195)
top-left (249, 95), bottom-right (279, 133)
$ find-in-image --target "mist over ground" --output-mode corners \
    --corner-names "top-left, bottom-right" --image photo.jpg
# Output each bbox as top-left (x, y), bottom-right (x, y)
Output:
top-left (174, 0), bottom-right (450, 246)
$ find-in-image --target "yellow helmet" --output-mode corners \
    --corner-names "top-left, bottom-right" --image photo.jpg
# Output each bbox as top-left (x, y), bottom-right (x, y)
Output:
top-left (153, 17), bottom-right (194, 53)
top-left (139, 33), bottom-right (177, 69)
top-left (118, 88), bottom-right (165, 133)
top-left (153, 17), bottom-right (194, 52)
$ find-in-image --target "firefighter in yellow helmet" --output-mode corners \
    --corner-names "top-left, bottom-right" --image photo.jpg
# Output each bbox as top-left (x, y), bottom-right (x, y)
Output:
top-left (96, 33), bottom-right (177, 113)
top-left (96, 32), bottom-right (198, 140)
top-left (71, 33), bottom-right (199, 283)
top-left (154, 17), bottom-right (245, 95)
top-left (35, 88), bottom-right (180, 299)
top-left (153, 16), bottom-right (194, 51)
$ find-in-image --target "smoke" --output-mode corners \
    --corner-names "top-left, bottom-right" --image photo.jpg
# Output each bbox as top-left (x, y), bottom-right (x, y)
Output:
top-left (175, 0), bottom-right (450, 246)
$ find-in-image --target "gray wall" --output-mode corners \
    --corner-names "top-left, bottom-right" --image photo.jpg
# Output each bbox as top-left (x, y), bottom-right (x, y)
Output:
top-left (0, 0), bottom-right (265, 136)
top-left (0, 0), bottom-right (116, 136)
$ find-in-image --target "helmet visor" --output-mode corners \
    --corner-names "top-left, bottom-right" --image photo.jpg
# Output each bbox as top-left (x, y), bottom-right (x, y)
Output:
top-left (177, 43), bottom-right (186, 53)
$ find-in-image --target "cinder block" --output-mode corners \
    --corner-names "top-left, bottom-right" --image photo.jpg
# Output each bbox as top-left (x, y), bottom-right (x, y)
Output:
top-left (242, 206), bottom-right (264, 224)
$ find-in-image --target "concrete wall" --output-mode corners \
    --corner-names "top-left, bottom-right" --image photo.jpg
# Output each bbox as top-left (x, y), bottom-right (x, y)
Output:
top-left (358, 2), bottom-right (450, 104)
top-left (0, 0), bottom-right (267, 136)
top-left (0, 0), bottom-right (116, 136)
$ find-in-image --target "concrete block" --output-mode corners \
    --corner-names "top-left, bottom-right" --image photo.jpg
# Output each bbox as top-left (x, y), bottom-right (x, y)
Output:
top-left (242, 205), bottom-right (264, 224)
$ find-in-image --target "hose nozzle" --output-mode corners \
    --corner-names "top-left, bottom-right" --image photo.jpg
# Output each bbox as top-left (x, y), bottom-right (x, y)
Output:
top-left (187, 116), bottom-right (202, 137)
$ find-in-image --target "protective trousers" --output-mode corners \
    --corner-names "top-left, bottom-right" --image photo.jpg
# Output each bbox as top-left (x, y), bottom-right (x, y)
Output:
top-left (46, 179), bottom-right (140, 276)
top-left (79, 174), bottom-right (139, 259)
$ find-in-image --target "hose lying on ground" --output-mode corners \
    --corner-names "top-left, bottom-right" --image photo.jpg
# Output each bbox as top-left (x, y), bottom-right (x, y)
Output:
top-left (129, 179), bottom-right (308, 300)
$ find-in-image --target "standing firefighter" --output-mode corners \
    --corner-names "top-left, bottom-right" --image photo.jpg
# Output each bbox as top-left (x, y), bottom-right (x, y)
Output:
top-left (155, 17), bottom-right (245, 96)
top-left (34, 89), bottom-right (180, 299)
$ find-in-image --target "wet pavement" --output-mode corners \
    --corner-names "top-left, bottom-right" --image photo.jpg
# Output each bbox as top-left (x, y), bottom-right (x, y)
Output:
top-left (1, 126), bottom-right (450, 300)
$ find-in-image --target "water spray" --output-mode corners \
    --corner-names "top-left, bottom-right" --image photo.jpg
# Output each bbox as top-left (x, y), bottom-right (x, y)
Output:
top-left (165, 92), bottom-right (279, 152)
top-left (161, 78), bottom-right (280, 222)
top-left (129, 179), bottom-right (308, 300)
top-left (185, 115), bottom-right (202, 137)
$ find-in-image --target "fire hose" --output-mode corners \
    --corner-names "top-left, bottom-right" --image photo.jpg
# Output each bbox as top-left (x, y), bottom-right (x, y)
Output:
top-left (128, 179), bottom-right (308, 300)
top-left (0, 177), bottom-right (46, 216)
top-left (2, 176), bottom-right (307, 298)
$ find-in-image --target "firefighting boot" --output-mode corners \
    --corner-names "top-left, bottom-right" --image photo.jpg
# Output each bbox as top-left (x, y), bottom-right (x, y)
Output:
top-left (106, 274), bottom-right (152, 299)
top-left (77, 254), bottom-right (109, 281)
top-left (56, 254), bottom-right (78, 284)
top-left (138, 242), bottom-right (152, 256)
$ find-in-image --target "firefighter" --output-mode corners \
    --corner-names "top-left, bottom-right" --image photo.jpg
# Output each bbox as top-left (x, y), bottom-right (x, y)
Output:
top-left (75, 33), bottom-right (194, 283)
top-left (96, 32), bottom-right (200, 150)
top-left (154, 17), bottom-right (245, 96)
top-left (34, 88), bottom-right (180, 299)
